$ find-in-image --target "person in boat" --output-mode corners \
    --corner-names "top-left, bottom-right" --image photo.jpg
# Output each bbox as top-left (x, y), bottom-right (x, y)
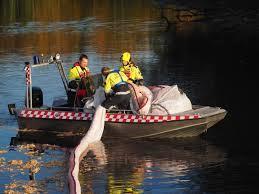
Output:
top-left (101, 67), bottom-right (131, 110)
top-left (119, 52), bottom-right (144, 85)
top-left (68, 54), bottom-right (95, 107)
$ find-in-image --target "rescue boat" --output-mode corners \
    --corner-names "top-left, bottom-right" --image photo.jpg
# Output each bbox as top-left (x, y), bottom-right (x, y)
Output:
top-left (9, 59), bottom-right (227, 139)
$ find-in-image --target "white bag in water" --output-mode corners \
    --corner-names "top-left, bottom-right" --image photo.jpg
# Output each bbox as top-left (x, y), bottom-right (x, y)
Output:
top-left (68, 105), bottom-right (106, 194)
top-left (84, 87), bottom-right (106, 112)
top-left (149, 85), bottom-right (192, 115)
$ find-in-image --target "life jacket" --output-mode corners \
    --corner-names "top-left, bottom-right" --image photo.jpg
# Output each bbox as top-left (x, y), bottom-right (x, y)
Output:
top-left (68, 65), bottom-right (90, 81)
top-left (71, 61), bottom-right (90, 78)
top-left (76, 66), bottom-right (90, 78)
top-left (69, 64), bottom-right (92, 99)
top-left (73, 61), bottom-right (80, 67)
top-left (112, 70), bottom-right (128, 90)
top-left (120, 62), bottom-right (143, 82)
top-left (104, 70), bottom-right (129, 94)
top-left (120, 65), bottom-right (131, 78)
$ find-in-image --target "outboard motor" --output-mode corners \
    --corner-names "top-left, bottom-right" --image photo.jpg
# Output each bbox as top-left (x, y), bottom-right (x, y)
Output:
top-left (33, 55), bottom-right (40, 65)
top-left (25, 87), bottom-right (43, 108)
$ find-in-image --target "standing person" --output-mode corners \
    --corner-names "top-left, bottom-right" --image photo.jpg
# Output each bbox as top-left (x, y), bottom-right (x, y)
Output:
top-left (68, 54), bottom-right (95, 107)
top-left (119, 52), bottom-right (144, 85)
top-left (101, 67), bottom-right (131, 110)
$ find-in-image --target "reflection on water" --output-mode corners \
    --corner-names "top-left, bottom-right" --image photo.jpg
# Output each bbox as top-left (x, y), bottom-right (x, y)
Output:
top-left (8, 136), bottom-right (227, 193)
top-left (0, 0), bottom-right (163, 58)
top-left (1, 0), bottom-right (259, 193)
top-left (88, 139), bottom-right (226, 194)
top-left (4, 137), bottom-right (259, 193)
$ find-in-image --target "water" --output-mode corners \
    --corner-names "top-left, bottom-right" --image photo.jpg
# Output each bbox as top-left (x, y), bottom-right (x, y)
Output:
top-left (1, 0), bottom-right (259, 193)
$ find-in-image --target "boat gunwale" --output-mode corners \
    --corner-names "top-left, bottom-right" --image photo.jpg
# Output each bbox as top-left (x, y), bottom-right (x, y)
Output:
top-left (14, 106), bottom-right (227, 124)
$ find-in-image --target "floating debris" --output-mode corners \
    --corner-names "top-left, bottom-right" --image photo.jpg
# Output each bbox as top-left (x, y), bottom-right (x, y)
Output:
top-left (0, 150), bottom-right (7, 154)
top-left (8, 160), bottom-right (23, 166)
top-left (5, 182), bottom-right (17, 190)
top-left (4, 181), bottom-right (20, 194)
top-left (1, 143), bottom-right (67, 193)
top-left (4, 181), bottom-right (41, 194)
top-left (0, 157), bottom-right (6, 164)
top-left (24, 151), bottom-right (38, 156)
top-left (3, 189), bottom-right (21, 194)
top-left (24, 159), bottom-right (40, 174)
top-left (18, 144), bottom-right (36, 150)
top-left (23, 184), bottom-right (37, 194)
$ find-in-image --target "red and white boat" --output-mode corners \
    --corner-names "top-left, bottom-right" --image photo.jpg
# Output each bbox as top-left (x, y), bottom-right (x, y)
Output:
top-left (10, 60), bottom-right (227, 140)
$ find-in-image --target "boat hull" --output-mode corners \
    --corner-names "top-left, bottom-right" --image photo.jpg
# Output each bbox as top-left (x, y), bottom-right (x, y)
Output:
top-left (16, 107), bottom-right (226, 139)
top-left (105, 112), bottom-right (226, 138)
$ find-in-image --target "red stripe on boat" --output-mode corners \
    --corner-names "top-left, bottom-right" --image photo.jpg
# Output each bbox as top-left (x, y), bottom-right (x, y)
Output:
top-left (19, 109), bottom-right (200, 123)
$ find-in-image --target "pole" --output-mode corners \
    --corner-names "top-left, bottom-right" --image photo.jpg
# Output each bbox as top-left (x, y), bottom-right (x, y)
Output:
top-left (26, 84), bottom-right (29, 108)
top-left (24, 62), bottom-right (32, 108)
top-left (29, 64), bottom-right (32, 108)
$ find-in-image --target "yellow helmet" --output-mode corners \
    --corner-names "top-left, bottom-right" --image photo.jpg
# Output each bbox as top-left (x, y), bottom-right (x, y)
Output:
top-left (121, 52), bottom-right (131, 62)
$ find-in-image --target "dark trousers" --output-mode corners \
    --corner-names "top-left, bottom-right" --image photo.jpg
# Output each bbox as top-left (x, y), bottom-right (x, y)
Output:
top-left (102, 93), bottom-right (131, 110)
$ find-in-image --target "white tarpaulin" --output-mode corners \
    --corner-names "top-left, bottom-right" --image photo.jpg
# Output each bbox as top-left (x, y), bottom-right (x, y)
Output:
top-left (149, 85), bottom-right (192, 115)
top-left (128, 83), bottom-right (153, 115)
top-left (130, 84), bottom-right (192, 115)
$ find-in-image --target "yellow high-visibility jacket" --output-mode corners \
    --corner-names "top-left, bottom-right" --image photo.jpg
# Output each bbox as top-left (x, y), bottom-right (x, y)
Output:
top-left (104, 71), bottom-right (128, 94)
top-left (68, 66), bottom-right (90, 81)
top-left (119, 63), bottom-right (143, 82)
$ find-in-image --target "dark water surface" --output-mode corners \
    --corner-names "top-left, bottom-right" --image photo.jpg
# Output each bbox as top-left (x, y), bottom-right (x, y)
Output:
top-left (1, 0), bottom-right (259, 193)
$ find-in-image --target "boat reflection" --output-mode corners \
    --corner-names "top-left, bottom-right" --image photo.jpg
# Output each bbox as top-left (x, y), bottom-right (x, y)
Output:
top-left (98, 138), bottom-right (226, 193)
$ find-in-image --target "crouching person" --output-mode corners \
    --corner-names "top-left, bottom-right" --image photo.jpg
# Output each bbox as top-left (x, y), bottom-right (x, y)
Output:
top-left (101, 67), bottom-right (131, 110)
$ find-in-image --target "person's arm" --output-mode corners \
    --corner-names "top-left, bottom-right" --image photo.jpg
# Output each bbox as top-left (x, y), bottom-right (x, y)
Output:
top-left (135, 66), bottom-right (143, 80)
top-left (131, 67), bottom-right (143, 85)
top-left (87, 75), bottom-right (95, 92)
top-left (119, 66), bottom-right (124, 72)
top-left (104, 75), bottom-right (112, 94)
